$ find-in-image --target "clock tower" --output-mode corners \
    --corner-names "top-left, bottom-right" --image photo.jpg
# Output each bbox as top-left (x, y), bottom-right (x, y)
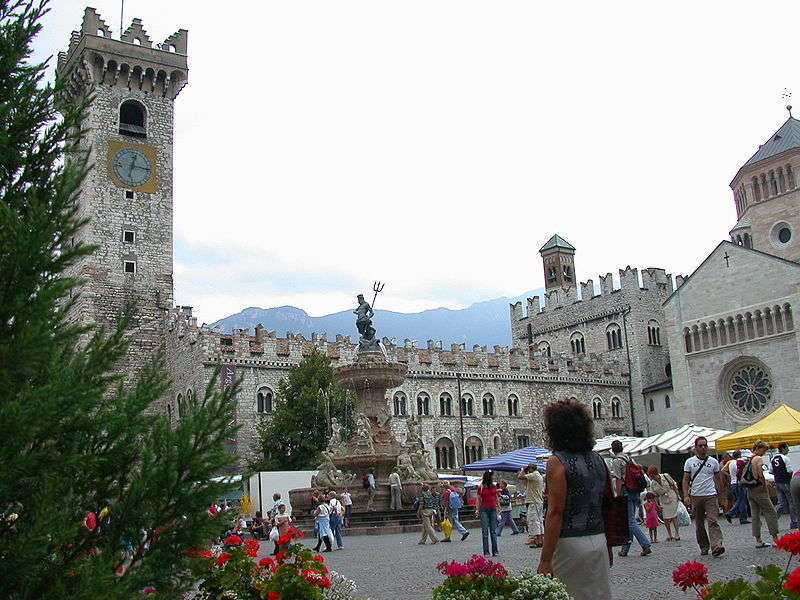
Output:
top-left (57, 8), bottom-right (188, 402)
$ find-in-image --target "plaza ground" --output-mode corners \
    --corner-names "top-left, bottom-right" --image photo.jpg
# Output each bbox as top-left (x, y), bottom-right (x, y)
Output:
top-left (259, 513), bottom-right (797, 600)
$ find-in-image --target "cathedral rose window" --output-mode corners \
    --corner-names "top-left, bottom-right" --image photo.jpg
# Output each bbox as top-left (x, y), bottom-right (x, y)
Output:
top-left (728, 364), bottom-right (772, 414)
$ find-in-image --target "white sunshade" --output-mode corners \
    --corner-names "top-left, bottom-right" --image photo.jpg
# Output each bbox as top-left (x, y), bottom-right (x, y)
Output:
top-left (595, 424), bottom-right (732, 456)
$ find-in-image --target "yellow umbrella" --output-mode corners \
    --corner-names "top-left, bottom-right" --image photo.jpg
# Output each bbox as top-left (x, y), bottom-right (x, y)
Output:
top-left (241, 493), bottom-right (252, 516)
top-left (715, 404), bottom-right (800, 451)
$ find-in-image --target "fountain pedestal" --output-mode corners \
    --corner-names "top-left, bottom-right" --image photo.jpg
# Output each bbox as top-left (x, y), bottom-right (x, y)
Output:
top-left (289, 348), bottom-right (438, 513)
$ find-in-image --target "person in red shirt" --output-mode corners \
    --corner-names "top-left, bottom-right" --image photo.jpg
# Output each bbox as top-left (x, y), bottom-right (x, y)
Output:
top-left (475, 470), bottom-right (500, 556)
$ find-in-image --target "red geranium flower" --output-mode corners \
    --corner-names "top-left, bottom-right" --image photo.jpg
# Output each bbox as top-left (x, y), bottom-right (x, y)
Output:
top-left (267, 592), bottom-right (280, 600)
top-left (215, 552), bottom-right (231, 566)
top-left (244, 537), bottom-right (260, 551)
top-left (776, 532), bottom-right (800, 555)
top-left (275, 549), bottom-right (287, 562)
top-left (785, 567), bottom-right (800, 595)
top-left (319, 575), bottom-right (331, 589)
top-left (224, 534), bottom-right (242, 546)
top-left (313, 554), bottom-right (325, 563)
top-left (287, 526), bottom-right (304, 539)
top-left (142, 587), bottom-right (156, 594)
top-left (696, 589), bottom-right (708, 599)
top-left (259, 557), bottom-right (274, 567)
top-left (277, 534), bottom-right (291, 546)
top-left (673, 561), bottom-right (709, 591)
top-left (245, 548), bottom-right (258, 557)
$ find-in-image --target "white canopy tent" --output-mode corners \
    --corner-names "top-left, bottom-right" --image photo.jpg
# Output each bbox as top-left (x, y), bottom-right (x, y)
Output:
top-left (594, 424), bottom-right (732, 457)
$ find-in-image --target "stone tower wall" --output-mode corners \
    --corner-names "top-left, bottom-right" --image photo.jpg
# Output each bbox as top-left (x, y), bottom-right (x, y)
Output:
top-left (57, 9), bottom-right (188, 410)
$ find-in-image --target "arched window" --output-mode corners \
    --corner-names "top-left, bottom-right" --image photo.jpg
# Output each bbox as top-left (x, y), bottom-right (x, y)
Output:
top-left (439, 393), bottom-right (452, 416)
top-left (606, 323), bottom-right (622, 350)
top-left (547, 266), bottom-right (557, 284)
top-left (460, 393), bottom-right (474, 417)
top-left (416, 392), bottom-right (430, 416)
top-left (611, 397), bottom-right (621, 418)
top-left (788, 164), bottom-right (796, 189)
top-left (507, 394), bottom-right (519, 416)
top-left (119, 99), bottom-right (146, 137)
top-left (465, 436), bottom-right (484, 463)
top-left (493, 435), bottom-right (501, 452)
top-left (665, 395), bottom-right (671, 409)
top-left (779, 167), bottom-right (786, 193)
top-left (648, 397), bottom-right (655, 412)
top-left (176, 393), bottom-right (185, 418)
top-left (166, 402), bottom-right (173, 422)
top-left (482, 393), bottom-right (495, 416)
top-left (393, 392), bottom-right (407, 416)
top-left (647, 320), bottom-right (661, 346)
top-left (256, 387), bottom-right (273, 414)
top-left (770, 171), bottom-right (779, 196)
top-left (592, 397), bottom-right (602, 419)
top-left (527, 323), bottom-right (533, 345)
top-left (517, 434), bottom-right (530, 449)
top-left (435, 437), bottom-right (456, 469)
top-left (570, 332), bottom-right (586, 355)
top-left (537, 341), bottom-right (551, 358)
top-left (753, 176), bottom-right (762, 201)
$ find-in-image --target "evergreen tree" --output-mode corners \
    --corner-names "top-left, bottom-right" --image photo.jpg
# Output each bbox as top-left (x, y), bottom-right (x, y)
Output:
top-left (252, 351), bottom-right (354, 471)
top-left (0, 2), bottom-right (239, 598)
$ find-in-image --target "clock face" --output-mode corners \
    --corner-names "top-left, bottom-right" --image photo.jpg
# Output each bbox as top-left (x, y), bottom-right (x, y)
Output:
top-left (111, 146), bottom-right (152, 187)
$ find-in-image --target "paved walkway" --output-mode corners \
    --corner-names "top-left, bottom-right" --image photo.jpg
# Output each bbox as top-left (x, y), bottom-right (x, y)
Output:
top-left (264, 514), bottom-right (799, 600)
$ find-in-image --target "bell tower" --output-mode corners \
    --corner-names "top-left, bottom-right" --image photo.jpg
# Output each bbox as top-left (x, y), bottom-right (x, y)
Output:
top-left (539, 234), bottom-right (576, 291)
top-left (57, 8), bottom-right (188, 398)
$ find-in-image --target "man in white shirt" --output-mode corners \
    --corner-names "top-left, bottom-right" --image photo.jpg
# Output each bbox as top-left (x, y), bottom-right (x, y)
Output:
top-left (610, 440), bottom-right (652, 557)
top-left (340, 488), bottom-right (353, 527)
top-left (388, 470), bottom-right (402, 510)
top-left (683, 436), bottom-right (725, 557)
top-left (517, 464), bottom-right (544, 547)
top-left (327, 492), bottom-right (345, 549)
top-left (366, 471), bottom-right (377, 512)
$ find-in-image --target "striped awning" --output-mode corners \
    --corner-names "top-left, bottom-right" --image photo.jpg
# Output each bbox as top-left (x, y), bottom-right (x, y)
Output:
top-left (462, 446), bottom-right (550, 472)
top-left (594, 424), bottom-right (731, 456)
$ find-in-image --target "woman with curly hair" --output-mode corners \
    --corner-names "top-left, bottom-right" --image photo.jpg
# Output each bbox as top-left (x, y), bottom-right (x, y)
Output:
top-left (537, 399), bottom-right (612, 600)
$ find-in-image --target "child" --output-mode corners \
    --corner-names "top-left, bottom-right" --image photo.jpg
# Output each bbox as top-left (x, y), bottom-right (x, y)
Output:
top-left (643, 492), bottom-right (660, 543)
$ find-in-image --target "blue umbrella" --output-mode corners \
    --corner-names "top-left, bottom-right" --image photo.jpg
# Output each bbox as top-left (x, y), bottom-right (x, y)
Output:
top-left (462, 446), bottom-right (550, 472)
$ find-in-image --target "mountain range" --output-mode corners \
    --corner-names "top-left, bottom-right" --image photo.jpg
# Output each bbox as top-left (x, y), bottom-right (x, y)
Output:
top-left (209, 289), bottom-right (544, 348)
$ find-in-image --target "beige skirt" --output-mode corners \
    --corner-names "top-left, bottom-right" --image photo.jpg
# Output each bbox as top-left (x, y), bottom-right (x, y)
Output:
top-left (552, 533), bottom-right (612, 600)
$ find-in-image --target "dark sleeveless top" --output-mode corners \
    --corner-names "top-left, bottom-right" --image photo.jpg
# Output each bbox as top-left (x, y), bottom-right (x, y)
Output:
top-left (553, 450), bottom-right (606, 538)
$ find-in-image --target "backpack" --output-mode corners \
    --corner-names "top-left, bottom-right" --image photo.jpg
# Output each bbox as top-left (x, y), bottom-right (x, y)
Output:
top-left (621, 457), bottom-right (647, 493)
top-left (362, 474), bottom-right (370, 489)
top-left (739, 458), bottom-right (761, 489)
top-left (449, 491), bottom-right (463, 510)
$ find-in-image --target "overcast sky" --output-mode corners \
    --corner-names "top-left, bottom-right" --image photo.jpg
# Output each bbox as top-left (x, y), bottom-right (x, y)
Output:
top-left (37, 1), bottom-right (800, 324)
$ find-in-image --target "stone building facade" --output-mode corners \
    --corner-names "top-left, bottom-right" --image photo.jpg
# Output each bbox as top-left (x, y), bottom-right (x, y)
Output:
top-left (57, 8), bottom-right (636, 474)
top-left (663, 114), bottom-right (800, 431)
top-left (165, 309), bottom-right (631, 467)
top-left (510, 237), bottom-right (674, 436)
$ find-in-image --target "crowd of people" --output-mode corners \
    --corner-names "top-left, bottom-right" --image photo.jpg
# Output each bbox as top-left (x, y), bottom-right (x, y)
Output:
top-left (528, 397), bottom-right (800, 600)
top-left (203, 404), bottom-right (800, 600)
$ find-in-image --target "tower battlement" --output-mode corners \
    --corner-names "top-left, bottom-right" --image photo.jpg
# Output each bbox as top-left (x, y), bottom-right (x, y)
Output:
top-left (57, 7), bottom-right (188, 100)
top-left (510, 265), bottom-right (674, 322)
top-left (168, 317), bottom-right (629, 385)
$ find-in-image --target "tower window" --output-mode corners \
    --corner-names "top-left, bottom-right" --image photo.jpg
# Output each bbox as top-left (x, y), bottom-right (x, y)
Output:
top-left (119, 99), bottom-right (146, 138)
top-left (547, 266), bottom-right (557, 283)
top-left (606, 323), bottom-right (623, 350)
top-left (779, 228), bottom-right (792, 243)
top-left (563, 265), bottom-right (572, 282)
top-left (123, 260), bottom-right (136, 273)
top-left (123, 230), bottom-right (136, 244)
top-left (125, 190), bottom-right (135, 200)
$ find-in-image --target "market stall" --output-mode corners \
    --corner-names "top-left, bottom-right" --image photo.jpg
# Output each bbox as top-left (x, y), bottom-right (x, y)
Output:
top-left (715, 404), bottom-right (800, 451)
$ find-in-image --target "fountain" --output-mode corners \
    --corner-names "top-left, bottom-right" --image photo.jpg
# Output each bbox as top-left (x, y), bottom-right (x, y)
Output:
top-left (288, 291), bottom-right (439, 513)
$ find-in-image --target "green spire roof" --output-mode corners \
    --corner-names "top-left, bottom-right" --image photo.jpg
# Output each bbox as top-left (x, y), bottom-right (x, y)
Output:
top-left (743, 117), bottom-right (800, 168)
top-left (539, 234), bottom-right (575, 253)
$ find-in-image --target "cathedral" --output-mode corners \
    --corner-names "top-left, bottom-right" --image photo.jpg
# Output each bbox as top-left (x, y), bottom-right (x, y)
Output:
top-left (56, 8), bottom-right (799, 472)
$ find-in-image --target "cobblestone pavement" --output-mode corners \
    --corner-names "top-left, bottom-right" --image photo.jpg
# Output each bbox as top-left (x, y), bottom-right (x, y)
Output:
top-left (270, 514), bottom-right (797, 600)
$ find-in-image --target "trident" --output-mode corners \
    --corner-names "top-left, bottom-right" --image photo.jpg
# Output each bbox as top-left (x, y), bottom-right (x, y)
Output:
top-left (371, 281), bottom-right (385, 309)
